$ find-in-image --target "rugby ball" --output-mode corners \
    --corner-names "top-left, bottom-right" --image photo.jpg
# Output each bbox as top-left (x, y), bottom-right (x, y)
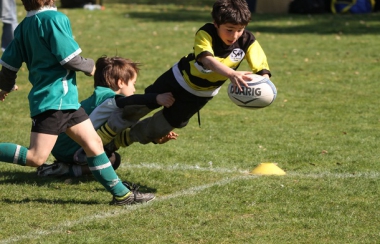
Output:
top-left (227, 74), bottom-right (277, 109)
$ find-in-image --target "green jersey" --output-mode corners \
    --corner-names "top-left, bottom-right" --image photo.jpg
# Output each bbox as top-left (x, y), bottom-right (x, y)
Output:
top-left (0, 7), bottom-right (81, 117)
top-left (52, 86), bottom-right (116, 163)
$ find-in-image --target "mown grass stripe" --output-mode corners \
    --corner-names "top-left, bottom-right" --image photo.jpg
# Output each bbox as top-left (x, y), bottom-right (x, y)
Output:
top-left (0, 175), bottom-right (251, 244)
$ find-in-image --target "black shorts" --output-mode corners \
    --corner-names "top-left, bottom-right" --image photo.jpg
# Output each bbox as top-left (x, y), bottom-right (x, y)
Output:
top-left (145, 68), bottom-right (213, 128)
top-left (31, 107), bottom-right (89, 135)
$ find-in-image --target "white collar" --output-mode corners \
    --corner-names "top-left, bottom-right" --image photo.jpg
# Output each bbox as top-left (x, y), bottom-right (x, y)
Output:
top-left (26, 6), bottom-right (57, 17)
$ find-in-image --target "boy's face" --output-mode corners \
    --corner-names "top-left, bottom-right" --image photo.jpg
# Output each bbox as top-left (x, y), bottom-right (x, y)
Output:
top-left (119, 74), bottom-right (137, 97)
top-left (214, 22), bottom-right (245, 46)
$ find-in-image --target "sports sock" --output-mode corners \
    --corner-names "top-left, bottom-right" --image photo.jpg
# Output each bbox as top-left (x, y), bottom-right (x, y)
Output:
top-left (87, 153), bottom-right (129, 197)
top-left (0, 143), bottom-right (27, 166)
top-left (97, 123), bottom-right (117, 145)
top-left (114, 128), bottom-right (132, 148)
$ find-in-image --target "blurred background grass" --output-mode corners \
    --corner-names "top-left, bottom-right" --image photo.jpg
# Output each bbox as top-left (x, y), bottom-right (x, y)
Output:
top-left (1, 1), bottom-right (379, 243)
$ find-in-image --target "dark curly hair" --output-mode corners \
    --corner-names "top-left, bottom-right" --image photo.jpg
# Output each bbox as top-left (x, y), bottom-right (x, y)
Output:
top-left (212, 0), bottom-right (251, 26)
top-left (21, 0), bottom-right (54, 11)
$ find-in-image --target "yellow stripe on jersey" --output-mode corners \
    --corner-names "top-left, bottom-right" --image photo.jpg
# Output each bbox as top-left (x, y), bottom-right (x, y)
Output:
top-left (194, 30), bottom-right (214, 57)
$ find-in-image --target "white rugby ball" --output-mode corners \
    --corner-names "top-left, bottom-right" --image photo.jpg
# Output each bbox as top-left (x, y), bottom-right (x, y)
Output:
top-left (227, 74), bottom-right (277, 109)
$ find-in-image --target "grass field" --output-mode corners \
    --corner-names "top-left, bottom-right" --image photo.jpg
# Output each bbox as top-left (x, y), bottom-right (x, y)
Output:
top-left (0, 1), bottom-right (380, 243)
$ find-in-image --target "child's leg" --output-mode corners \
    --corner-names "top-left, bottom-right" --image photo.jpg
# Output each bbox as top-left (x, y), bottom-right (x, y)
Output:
top-left (1, 23), bottom-right (14, 50)
top-left (113, 126), bottom-right (178, 149)
top-left (69, 120), bottom-right (155, 205)
top-left (0, 143), bottom-right (28, 165)
top-left (97, 105), bottom-right (152, 145)
top-left (27, 132), bottom-right (58, 166)
top-left (128, 110), bottom-right (174, 144)
top-left (66, 119), bottom-right (128, 197)
top-left (0, 132), bottom-right (57, 167)
top-left (36, 152), bottom-right (121, 177)
top-left (76, 152), bottom-right (121, 176)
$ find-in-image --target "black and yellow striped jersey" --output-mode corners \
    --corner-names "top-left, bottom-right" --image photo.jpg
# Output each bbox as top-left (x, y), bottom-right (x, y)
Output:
top-left (176, 23), bottom-right (270, 97)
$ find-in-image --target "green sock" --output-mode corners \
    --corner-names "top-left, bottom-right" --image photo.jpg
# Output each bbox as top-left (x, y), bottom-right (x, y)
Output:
top-left (87, 153), bottom-right (129, 197)
top-left (0, 143), bottom-right (27, 166)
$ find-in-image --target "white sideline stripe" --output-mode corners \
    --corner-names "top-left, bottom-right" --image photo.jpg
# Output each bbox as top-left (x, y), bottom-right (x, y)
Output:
top-left (122, 163), bottom-right (380, 179)
top-left (0, 175), bottom-right (252, 244)
top-left (288, 172), bottom-right (380, 179)
top-left (120, 162), bottom-right (249, 174)
top-left (1, 165), bottom-right (379, 244)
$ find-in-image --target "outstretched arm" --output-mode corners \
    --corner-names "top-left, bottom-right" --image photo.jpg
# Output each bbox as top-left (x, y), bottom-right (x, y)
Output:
top-left (156, 92), bottom-right (175, 108)
top-left (62, 55), bottom-right (95, 76)
top-left (198, 53), bottom-right (252, 91)
top-left (115, 92), bottom-right (175, 108)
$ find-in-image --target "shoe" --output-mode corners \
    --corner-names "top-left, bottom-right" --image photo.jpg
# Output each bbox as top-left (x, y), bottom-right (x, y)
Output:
top-left (110, 182), bottom-right (155, 205)
top-left (111, 152), bottom-right (121, 170)
top-left (104, 139), bottom-right (119, 156)
top-left (37, 161), bottom-right (70, 177)
top-left (73, 148), bottom-right (87, 165)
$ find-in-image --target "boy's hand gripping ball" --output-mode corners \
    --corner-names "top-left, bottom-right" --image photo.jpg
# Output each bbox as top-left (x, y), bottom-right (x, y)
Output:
top-left (227, 74), bottom-right (277, 109)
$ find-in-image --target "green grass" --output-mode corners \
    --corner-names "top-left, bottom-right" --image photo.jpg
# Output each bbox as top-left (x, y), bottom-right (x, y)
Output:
top-left (0, 1), bottom-right (380, 243)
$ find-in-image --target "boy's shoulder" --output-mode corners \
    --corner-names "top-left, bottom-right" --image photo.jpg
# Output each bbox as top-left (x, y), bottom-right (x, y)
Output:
top-left (80, 86), bottom-right (116, 114)
top-left (196, 23), bottom-right (218, 39)
top-left (93, 86), bottom-right (116, 98)
top-left (198, 23), bottom-right (215, 32)
top-left (37, 9), bottom-right (69, 22)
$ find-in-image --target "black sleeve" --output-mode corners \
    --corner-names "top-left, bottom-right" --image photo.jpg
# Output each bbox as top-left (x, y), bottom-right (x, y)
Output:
top-left (62, 55), bottom-right (94, 74)
top-left (0, 66), bottom-right (17, 92)
top-left (115, 93), bottom-right (159, 108)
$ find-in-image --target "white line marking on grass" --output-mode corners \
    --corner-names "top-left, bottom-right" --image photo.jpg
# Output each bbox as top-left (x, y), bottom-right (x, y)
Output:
top-left (1, 163), bottom-right (379, 243)
top-left (121, 162), bottom-right (249, 174)
top-left (123, 163), bottom-right (380, 179)
top-left (288, 171), bottom-right (380, 179)
top-left (0, 175), bottom-right (252, 244)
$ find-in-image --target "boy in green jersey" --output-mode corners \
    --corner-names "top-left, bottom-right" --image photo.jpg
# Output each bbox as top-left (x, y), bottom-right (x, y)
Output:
top-left (37, 56), bottom-right (177, 177)
top-left (0, 0), bottom-right (153, 205)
